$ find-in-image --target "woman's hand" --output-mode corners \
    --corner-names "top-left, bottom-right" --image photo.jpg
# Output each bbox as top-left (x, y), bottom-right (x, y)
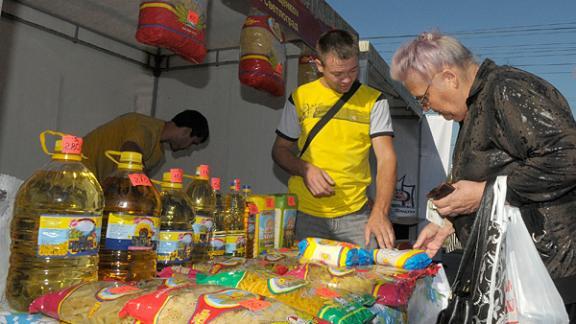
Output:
top-left (413, 220), bottom-right (455, 258)
top-left (433, 180), bottom-right (486, 217)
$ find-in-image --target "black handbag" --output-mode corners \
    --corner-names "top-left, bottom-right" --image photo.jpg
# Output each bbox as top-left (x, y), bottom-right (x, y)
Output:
top-left (437, 178), bottom-right (506, 324)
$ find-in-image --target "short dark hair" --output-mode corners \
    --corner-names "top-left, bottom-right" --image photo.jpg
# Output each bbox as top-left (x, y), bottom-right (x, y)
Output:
top-left (316, 29), bottom-right (359, 62)
top-left (172, 110), bottom-right (209, 143)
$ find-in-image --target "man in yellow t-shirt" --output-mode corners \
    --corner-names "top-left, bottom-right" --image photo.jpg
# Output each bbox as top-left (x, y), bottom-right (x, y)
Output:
top-left (83, 110), bottom-right (209, 182)
top-left (272, 30), bottom-right (397, 248)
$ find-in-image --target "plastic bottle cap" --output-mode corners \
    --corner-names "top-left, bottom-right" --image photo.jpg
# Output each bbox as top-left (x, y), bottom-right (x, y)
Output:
top-left (197, 164), bottom-right (210, 180)
top-left (120, 151), bottom-right (142, 164)
top-left (54, 140), bottom-right (63, 152)
top-left (211, 177), bottom-right (221, 191)
top-left (51, 139), bottom-right (82, 161)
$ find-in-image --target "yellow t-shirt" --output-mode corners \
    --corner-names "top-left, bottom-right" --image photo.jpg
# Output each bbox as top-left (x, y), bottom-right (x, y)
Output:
top-left (82, 113), bottom-right (165, 181)
top-left (276, 80), bottom-right (393, 218)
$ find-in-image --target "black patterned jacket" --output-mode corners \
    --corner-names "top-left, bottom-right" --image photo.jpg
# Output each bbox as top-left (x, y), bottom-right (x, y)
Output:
top-left (451, 59), bottom-right (576, 280)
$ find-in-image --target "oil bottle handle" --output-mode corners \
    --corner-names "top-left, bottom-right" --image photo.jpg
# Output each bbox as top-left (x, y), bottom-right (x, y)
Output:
top-left (183, 174), bottom-right (197, 180)
top-left (39, 130), bottom-right (67, 156)
top-left (151, 179), bottom-right (163, 186)
top-left (105, 150), bottom-right (122, 165)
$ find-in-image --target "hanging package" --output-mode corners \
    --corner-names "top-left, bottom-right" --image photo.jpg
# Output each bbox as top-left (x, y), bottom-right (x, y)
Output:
top-left (136, 0), bottom-right (208, 64)
top-left (239, 16), bottom-right (286, 97)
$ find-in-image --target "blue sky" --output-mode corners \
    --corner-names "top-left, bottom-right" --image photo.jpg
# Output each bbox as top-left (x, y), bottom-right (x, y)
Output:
top-left (326, 0), bottom-right (576, 113)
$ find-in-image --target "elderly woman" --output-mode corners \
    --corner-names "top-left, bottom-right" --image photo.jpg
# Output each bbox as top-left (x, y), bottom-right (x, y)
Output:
top-left (390, 31), bottom-right (576, 318)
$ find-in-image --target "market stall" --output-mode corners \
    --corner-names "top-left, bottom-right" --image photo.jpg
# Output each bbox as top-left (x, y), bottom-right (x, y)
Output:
top-left (0, 0), bottom-right (452, 322)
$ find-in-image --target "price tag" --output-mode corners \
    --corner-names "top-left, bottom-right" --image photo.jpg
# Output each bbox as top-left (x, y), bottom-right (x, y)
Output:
top-left (61, 135), bottom-right (82, 154)
top-left (170, 168), bottom-right (183, 183)
top-left (265, 197), bottom-right (274, 209)
top-left (248, 203), bottom-right (259, 215)
top-left (315, 287), bottom-right (340, 299)
top-left (198, 165), bottom-right (210, 179)
top-left (129, 173), bottom-right (152, 187)
top-left (287, 195), bottom-right (296, 207)
top-left (187, 10), bottom-right (199, 25)
top-left (238, 298), bottom-right (271, 312)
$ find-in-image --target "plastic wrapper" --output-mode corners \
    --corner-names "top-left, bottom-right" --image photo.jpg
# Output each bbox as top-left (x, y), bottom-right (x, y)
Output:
top-left (158, 249), bottom-right (301, 279)
top-left (298, 237), bottom-right (371, 267)
top-left (371, 249), bottom-right (432, 270)
top-left (29, 279), bottom-right (173, 323)
top-left (239, 16), bottom-right (286, 97)
top-left (407, 264), bottom-right (450, 324)
top-left (285, 262), bottom-right (439, 308)
top-left (119, 284), bottom-right (323, 323)
top-left (196, 270), bottom-right (376, 324)
top-left (370, 303), bottom-right (407, 324)
top-left (0, 174), bottom-right (23, 304)
top-left (136, 0), bottom-right (208, 63)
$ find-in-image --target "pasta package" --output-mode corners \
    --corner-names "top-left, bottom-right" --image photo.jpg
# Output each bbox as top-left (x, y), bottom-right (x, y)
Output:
top-left (136, 0), bottom-right (208, 63)
top-left (371, 248), bottom-right (432, 270)
top-left (29, 279), bottom-right (175, 323)
top-left (119, 285), bottom-right (323, 324)
top-left (159, 249), bottom-right (300, 282)
top-left (286, 263), bottom-right (441, 308)
top-left (196, 270), bottom-right (376, 324)
top-left (239, 16), bottom-right (286, 97)
top-left (298, 237), bottom-right (371, 267)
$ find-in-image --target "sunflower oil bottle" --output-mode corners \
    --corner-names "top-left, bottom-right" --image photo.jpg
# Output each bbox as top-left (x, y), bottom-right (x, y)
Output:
top-left (153, 168), bottom-right (195, 272)
top-left (98, 150), bottom-right (161, 281)
top-left (208, 177), bottom-right (226, 258)
top-left (224, 178), bottom-right (246, 257)
top-left (7, 131), bottom-right (104, 311)
top-left (185, 164), bottom-right (215, 262)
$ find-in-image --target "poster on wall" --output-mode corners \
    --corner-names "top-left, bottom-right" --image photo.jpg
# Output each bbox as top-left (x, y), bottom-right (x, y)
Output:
top-left (388, 119), bottom-right (419, 219)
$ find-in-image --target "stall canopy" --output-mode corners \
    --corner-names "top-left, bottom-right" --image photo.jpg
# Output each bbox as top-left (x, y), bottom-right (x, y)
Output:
top-left (2, 0), bottom-right (420, 117)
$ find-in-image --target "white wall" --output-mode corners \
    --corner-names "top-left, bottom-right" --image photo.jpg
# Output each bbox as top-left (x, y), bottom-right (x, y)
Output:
top-left (155, 59), bottom-right (299, 193)
top-left (0, 15), bottom-right (154, 180)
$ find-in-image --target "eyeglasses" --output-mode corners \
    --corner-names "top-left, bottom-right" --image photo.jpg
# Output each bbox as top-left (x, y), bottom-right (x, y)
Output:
top-left (415, 84), bottom-right (431, 109)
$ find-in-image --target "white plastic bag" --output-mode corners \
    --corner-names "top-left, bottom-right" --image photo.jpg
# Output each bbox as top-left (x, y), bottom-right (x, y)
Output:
top-left (493, 177), bottom-right (569, 324)
top-left (407, 263), bottom-right (451, 324)
top-left (0, 174), bottom-right (23, 304)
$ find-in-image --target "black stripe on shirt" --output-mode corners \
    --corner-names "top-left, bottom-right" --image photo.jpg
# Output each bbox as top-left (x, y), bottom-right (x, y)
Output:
top-left (370, 131), bottom-right (395, 138)
top-left (275, 129), bottom-right (299, 142)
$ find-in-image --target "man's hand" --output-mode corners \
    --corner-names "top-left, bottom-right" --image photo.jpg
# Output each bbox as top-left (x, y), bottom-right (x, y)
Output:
top-left (302, 163), bottom-right (335, 197)
top-left (364, 209), bottom-right (395, 248)
top-left (433, 180), bottom-right (486, 217)
top-left (413, 221), bottom-right (455, 258)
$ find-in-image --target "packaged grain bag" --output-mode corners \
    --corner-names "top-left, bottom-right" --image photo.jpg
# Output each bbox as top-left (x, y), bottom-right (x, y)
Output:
top-left (136, 0), bottom-right (208, 63)
top-left (29, 279), bottom-right (178, 323)
top-left (196, 270), bottom-right (376, 324)
top-left (239, 16), bottom-right (286, 96)
top-left (119, 285), bottom-right (323, 324)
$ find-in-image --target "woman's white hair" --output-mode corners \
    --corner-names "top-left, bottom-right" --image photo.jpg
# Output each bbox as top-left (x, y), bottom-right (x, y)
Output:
top-left (390, 31), bottom-right (476, 83)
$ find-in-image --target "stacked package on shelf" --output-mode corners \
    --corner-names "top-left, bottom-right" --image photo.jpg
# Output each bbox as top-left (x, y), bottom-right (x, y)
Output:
top-left (245, 195), bottom-right (275, 258)
top-left (273, 193), bottom-right (298, 249)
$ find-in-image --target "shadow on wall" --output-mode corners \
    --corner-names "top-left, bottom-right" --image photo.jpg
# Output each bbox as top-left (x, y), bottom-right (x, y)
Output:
top-left (0, 17), bottom-right (16, 167)
top-left (240, 85), bottom-right (285, 110)
top-left (160, 64), bottom-right (211, 89)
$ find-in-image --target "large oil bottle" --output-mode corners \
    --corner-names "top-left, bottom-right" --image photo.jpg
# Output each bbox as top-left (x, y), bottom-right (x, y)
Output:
top-left (184, 165), bottom-right (215, 262)
top-left (7, 131), bottom-right (104, 311)
top-left (98, 150), bottom-right (161, 281)
top-left (153, 168), bottom-right (195, 272)
top-left (224, 178), bottom-right (246, 257)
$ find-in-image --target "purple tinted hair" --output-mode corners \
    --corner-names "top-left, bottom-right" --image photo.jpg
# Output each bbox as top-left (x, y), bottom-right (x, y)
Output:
top-left (390, 31), bottom-right (476, 82)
